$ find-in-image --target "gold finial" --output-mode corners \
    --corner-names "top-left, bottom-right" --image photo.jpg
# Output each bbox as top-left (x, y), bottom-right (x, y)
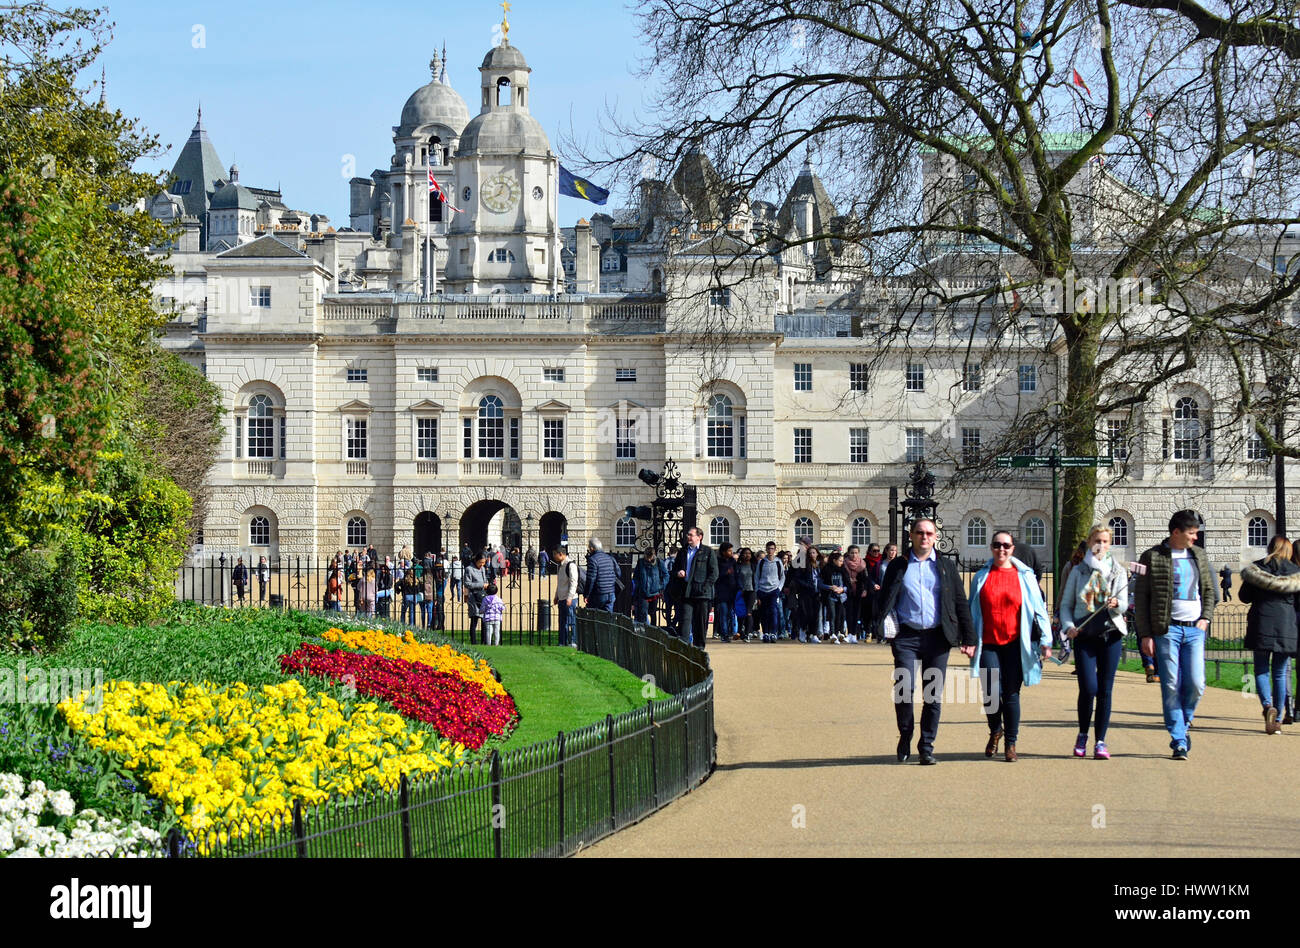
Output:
top-left (501, 1), bottom-right (511, 42)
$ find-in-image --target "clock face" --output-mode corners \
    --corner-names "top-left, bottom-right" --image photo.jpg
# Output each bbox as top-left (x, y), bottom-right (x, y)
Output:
top-left (482, 173), bottom-right (522, 213)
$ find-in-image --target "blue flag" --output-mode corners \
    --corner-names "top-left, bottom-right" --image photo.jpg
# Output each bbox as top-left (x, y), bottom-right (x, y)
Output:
top-left (559, 165), bottom-right (609, 205)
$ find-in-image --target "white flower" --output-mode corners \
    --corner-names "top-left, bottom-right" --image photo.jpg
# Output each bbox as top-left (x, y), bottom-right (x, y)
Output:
top-left (48, 790), bottom-right (75, 818)
top-left (7, 847), bottom-right (39, 858)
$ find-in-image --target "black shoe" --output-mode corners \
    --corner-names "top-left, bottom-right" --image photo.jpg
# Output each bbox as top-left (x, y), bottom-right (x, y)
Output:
top-left (896, 737), bottom-right (911, 763)
top-left (919, 752), bottom-right (938, 765)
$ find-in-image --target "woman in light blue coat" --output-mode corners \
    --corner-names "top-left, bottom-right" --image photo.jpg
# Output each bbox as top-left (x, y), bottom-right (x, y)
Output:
top-left (968, 531), bottom-right (1053, 761)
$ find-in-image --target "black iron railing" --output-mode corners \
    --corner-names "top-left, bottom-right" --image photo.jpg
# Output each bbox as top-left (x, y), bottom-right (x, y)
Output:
top-left (169, 609), bottom-right (714, 858)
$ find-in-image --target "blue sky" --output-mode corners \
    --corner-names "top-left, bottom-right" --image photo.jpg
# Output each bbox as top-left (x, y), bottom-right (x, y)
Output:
top-left (88, 0), bottom-right (647, 223)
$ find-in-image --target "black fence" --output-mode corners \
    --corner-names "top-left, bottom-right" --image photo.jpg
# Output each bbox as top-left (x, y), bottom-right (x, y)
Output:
top-left (169, 608), bottom-right (715, 858)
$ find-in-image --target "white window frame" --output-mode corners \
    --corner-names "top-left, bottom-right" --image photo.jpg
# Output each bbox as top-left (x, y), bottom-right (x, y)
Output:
top-left (793, 517), bottom-right (815, 546)
top-left (250, 286), bottom-right (271, 308)
top-left (961, 427), bottom-right (981, 466)
top-left (616, 417), bottom-right (638, 461)
top-left (850, 428), bottom-right (869, 463)
top-left (962, 362), bottom-right (982, 392)
top-left (249, 517), bottom-right (271, 547)
top-left (966, 517), bottom-right (988, 547)
top-left (1108, 516), bottom-right (1130, 549)
top-left (414, 415), bottom-right (439, 460)
top-left (347, 368), bottom-right (368, 384)
top-left (616, 367), bottom-right (637, 383)
top-left (344, 415), bottom-right (369, 461)
top-left (1247, 517), bottom-right (1270, 548)
top-left (417, 367), bottom-right (439, 383)
top-left (906, 363), bottom-right (925, 392)
top-left (543, 367), bottom-right (566, 383)
top-left (1018, 364), bottom-right (1038, 393)
top-left (615, 517), bottom-right (638, 548)
top-left (793, 427), bottom-right (813, 464)
top-left (346, 516), bottom-right (368, 548)
top-left (850, 517), bottom-right (871, 547)
top-left (905, 428), bottom-right (925, 463)
top-left (849, 363), bottom-right (870, 392)
top-left (794, 363), bottom-right (813, 392)
top-left (542, 417), bottom-right (566, 460)
top-left (709, 516), bottom-right (732, 547)
top-left (1024, 517), bottom-right (1047, 547)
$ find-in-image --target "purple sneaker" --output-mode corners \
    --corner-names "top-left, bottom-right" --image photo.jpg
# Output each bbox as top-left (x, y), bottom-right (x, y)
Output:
top-left (1073, 734), bottom-right (1088, 758)
top-left (1094, 741), bottom-right (1110, 760)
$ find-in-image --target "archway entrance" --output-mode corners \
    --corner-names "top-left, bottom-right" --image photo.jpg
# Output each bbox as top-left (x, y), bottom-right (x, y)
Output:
top-left (413, 512), bottom-right (442, 559)
top-left (461, 500), bottom-right (521, 556)
top-left (539, 511), bottom-right (568, 555)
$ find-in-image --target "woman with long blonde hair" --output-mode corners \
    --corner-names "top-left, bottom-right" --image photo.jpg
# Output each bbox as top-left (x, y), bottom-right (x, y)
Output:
top-left (1059, 524), bottom-right (1129, 759)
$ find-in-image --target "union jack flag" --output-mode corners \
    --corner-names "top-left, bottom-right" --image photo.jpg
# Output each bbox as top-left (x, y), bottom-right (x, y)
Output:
top-left (429, 169), bottom-right (463, 214)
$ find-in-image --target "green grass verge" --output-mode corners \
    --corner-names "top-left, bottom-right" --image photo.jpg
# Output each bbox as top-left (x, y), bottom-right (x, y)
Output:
top-left (477, 645), bottom-right (668, 750)
top-left (1118, 656), bottom-right (1297, 695)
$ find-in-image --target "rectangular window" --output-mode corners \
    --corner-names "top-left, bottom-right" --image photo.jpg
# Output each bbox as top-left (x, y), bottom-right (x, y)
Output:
top-left (250, 286), bottom-right (271, 308)
top-left (510, 417), bottom-right (520, 460)
top-left (616, 419), bottom-right (638, 460)
top-left (279, 416), bottom-right (286, 461)
top-left (1106, 419), bottom-right (1129, 461)
top-left (1162, 418), bottom-right (1170, 460)
top-left (849, 364), bottom-right (869, 392)
top-left (616, 367), bottom-right (637, 383)
top-left (543, 418), bottom-right (565, 459)
top-left (417, 418), bottom-right (438, 459)
top-left (850, 428), bottom-right (869, 463)
top-left (1018, 364), bottom-right (1038, 393)
top-left (463, 417), bottom-right (473, 459)
top-left (962, 362), bottom-right (982, 392)
top-left (346, 418), bottom-right (368, 460)
top-left (961, 427), bottom-right (981, 466)
top-left (543, 367), bottom-right (565, 383)
top-left (906, 428), bottom-right (925, 463)
top-left (738, 414), bottom-right (747, 459)
top-left (234, 416), bottom-right (242, 459)
top-left (417, 367), bottom-right (439, 383)
top-left (794, 363), bottom-right (813, 392)
top-left (793, 428), bottom-right (812, 464)
top-left (347, 368), bottom-right (368, 384)
top-left (906, 363), bottom-right (925, 392)
top-left (1247, 425), bottom-right (1270, 461)
top-left (709, 287), bottom-right (731, 308)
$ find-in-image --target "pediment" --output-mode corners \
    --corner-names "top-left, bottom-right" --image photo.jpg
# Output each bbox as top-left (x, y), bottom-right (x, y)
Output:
top-left (535, 399), bottom-right (572, 412)
top-left (337, 399), bottom-right (372, 413)
top-left (408, 399), bottom-right (445, 412)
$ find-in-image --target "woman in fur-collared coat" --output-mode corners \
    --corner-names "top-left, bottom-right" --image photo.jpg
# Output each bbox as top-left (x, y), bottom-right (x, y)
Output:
top-left (1239, 536), bottom-right (1300, 734)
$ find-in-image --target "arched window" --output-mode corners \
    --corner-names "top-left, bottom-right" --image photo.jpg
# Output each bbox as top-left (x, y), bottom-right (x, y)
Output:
top-left (1109, 516), bottom-right (1131, 549)
top-left (710, 516), bottom-right (731, 546)
top-left (478, 395), bottom-right (505, 459)
top-left (347, 517), bottom-right (368, 547)
top-left (850, 518), bottom-right (871, 547)
top-left (707, 394), bottom-right (734, 458)
top-left (249, 517), bottom-right (271, 547)
top-left (793, 517), bottom-right (814, 546)
top-left (1248, 516), bottom-right (1270, 547)
top-left (966, 517), bottom-right (988, 547)
top-left (1173, 396), bottom-right (1202, 460)
top-left (247, 395), bottom-right (275, 459)
top-left (1024, 517), bottom-right (1047, 547)
top-left (615, 517), bottom-right (638, 548)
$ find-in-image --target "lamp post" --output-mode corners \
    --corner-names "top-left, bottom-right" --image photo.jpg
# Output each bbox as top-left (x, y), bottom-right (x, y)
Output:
top-left (1268, 372), bottom-right (1287, 536)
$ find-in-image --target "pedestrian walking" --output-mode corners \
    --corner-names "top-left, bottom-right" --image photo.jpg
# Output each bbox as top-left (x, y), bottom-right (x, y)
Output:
top-left (668, 527), bottom-right (718, 647)
top-left (526, 546), bottom-right (538, 581)
top-left (584, 539), bottom-right (620, 612)
top-left (754, 542), bottom-right (786, 641)
top-left (869, 544), bottom-right (898, 642)
top-left (820, 551), bottom-right (850, 642)
top-left (790, 543), bottom-right (822, 642)
top-left (539, 547), bottom-right (550, 577)
top-left (400, 567), bottom-right (419, 625)
top-left (325, 564), bottom-right (343, 612)
top-left (464, 554), bottom-right (488, 645)
top-left (232, 557), bottom-right (248, 606)
top-left (968, 531), bottom-right (1053, 762)
top-left (736, 548), bottom-right (757, 641)
top-left (376, 560), bottom-right (394, 619)
top-left (360, 567), bottom-right (377, 618)
top-left (482, 584), bottom-right (504, 646)
top-left (1059, 524), bottom-right (1129, 759)
top-left (256, 556), bottom-right (270, 605)
top-left (634, 548), bottom-right (670, 626)
top-left (1220, 565), bottom-right (1233, 602)
top-left (713, 543), bottom-right (739, 641)
top-left (876, 518), bottom-right (977, 764)
top-left (844, 545), bottom-right (869, 640)
top-left (450, 556), bottom-right (463, 602)
top-left (1134, 510), bottom-right (1219, 760)
top-left (1239, 536), bottom-right (1299, 735)
top-left (553, 547), bottom-right (579, 647)
top-left (508, 548), bottom-right (521, 588)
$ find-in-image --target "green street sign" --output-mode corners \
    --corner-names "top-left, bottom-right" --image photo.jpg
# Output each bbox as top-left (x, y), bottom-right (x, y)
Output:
top-left (1059, 456), bottom-right (1115, 468)
top-left (997, 454), bottom-right (1115, 469)
top-left (996, 455), bottom-right (1044, 468)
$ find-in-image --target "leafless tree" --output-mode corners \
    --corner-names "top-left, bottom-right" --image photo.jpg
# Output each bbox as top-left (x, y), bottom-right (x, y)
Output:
top-left (578, 0), bottom-right (1300, 563)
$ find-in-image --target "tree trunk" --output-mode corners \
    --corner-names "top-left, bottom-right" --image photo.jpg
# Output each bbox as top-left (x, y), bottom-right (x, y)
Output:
top-left (1058, 321), bottom-right (1102, 584)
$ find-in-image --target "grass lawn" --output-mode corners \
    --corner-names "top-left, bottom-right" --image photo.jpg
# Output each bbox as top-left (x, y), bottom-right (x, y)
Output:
top-left (478, 645), bottom-right (667, 750)
top-left (1117, 656), bottom-right (1297, 695)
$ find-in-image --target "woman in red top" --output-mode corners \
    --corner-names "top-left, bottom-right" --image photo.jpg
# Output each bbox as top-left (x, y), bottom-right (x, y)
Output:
top-left (970, 531), bottom-right (1052, 761)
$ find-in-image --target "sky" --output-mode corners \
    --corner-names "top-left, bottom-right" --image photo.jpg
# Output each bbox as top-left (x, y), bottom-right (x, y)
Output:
top-left (86, 0), bottom-right (649, 224)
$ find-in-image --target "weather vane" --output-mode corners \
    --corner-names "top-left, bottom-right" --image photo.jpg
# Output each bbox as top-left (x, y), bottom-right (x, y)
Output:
top-left (501, 1), bottom-right (511, 42)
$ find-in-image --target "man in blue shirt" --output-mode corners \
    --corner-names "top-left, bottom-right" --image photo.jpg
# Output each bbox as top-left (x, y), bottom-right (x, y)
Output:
top-left (668, 527), bottom-right (719, 647)
top-left (877, 519), bottom-right (976, 764)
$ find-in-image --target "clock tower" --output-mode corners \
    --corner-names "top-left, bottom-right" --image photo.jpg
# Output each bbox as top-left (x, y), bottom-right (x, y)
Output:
top-left (444, 35), bottom-right (561, 294)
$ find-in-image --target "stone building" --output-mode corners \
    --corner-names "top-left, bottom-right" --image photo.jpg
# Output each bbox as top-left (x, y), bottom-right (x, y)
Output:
top-left (154, 32), bottom-right (1295, 570)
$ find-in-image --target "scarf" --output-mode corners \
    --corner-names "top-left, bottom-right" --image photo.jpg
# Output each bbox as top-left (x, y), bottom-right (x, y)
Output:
top-left (1078, 550), bottom-right (1113, 617)
top-left (845, 554), bottom-right (867, 591)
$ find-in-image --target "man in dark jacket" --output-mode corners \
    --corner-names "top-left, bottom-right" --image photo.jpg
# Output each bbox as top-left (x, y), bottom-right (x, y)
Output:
top-left (1134, 510), bottom-right (1218, 759)
top-left (232, 557), bottom-right (249, 606)
top-left (583, 539), bottom-right (620, 612)
top-left (668, 527), bottom-right (719, 647)
top-left (876, 519), bottom-right (976, 764)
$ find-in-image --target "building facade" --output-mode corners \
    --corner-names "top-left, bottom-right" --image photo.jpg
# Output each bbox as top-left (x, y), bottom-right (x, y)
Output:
top-left (155, 34), bottom-right (1293, 569)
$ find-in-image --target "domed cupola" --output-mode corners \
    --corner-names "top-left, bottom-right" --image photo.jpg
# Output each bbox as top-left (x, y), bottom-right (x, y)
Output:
top-left (398, 49), bottom-right (471, 139)
top-left (458, 38), bottom-right (550, 156)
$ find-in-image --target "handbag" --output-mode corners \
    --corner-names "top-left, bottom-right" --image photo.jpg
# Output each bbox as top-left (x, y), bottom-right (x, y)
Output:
top-left (883, 612), bottom-right (899, 640)
top-left (416, 593), bottom-right (424, 603)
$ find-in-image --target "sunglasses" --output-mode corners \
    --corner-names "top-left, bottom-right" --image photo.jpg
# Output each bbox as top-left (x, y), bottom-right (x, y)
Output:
top-left (990, 542), bottom-right (1013, 550)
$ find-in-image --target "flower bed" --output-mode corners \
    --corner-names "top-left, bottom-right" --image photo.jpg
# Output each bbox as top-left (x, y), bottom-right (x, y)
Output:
top-left (57, 679), bottom-right (467, 841)
top-left (321, 627), bottom-right (506, 698)
top-left (280, 644), bottom-right (518, 750)
top-left (0, 773), bottom-right (161, 858)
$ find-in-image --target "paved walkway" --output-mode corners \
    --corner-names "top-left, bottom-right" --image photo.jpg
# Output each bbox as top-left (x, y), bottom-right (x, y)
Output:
top-left (583, 641), bottom-right (1299, 857)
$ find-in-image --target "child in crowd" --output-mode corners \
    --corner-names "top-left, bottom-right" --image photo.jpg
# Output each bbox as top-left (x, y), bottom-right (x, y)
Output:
top-left (482, 583), bottom-right (504, 646)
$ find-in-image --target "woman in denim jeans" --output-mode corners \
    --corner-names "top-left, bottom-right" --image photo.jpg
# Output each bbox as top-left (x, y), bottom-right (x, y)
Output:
top-left (1241, 537), bottom-right (1300, 734)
